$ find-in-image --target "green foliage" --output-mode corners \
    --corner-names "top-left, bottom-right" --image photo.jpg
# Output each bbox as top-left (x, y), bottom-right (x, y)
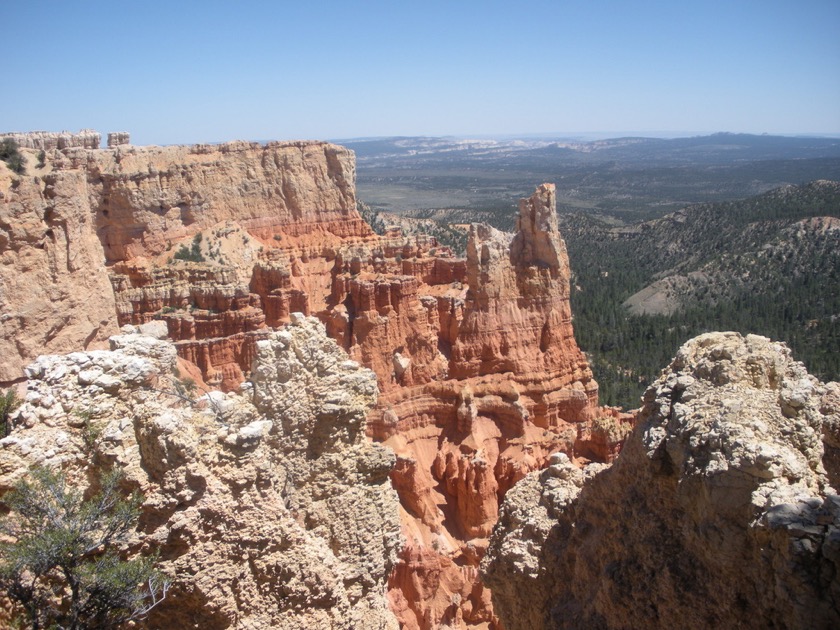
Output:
top-left (36, 150), bottom-right (46, 169)
top-left (0, 389), bottom-right (20, 438)
top-left (0, 139), bottom-right (25, 175)
top-left (174, 377), bottom-right (196, 398)
top-left (78, 412), bottom-right (104, 454)
top-left (359, 201), bottom-right (468, 255)
top-left (565, 181), bottom-right (840, 408)
top-left (358, 201), bottom-right (386, 235)
top-left (0, 139), bottom-right (16, 160)
top-left (0, 467), bottom-right (168, 629)
top-left (173, 233), bottom-right (205, 262)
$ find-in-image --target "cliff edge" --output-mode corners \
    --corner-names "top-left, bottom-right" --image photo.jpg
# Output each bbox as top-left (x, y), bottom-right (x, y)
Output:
top-left (0, 138), bottom-right (367, 384)
top-left (0, 317), bottom-right (400, 629)
top-left (482, 331), bottom-right (840, 629)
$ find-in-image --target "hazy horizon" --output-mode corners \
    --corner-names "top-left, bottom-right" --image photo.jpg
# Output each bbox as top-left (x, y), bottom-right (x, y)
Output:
top-left (5, 130), bottom-right (840, 149)
top-left (2, 1), bottom-right (838, 146)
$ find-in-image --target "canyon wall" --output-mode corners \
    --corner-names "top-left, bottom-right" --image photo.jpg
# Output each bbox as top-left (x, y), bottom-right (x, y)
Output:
top-left (0, 318), bottom-right (401, 629)
top-left (1, 132), bottom-right (623, 627)
top-left (81, 139), bottom-right (369, 262)
top-left (0, 137), bottom-right (371, 386)
top-left (0, 151), bottom-right (120, 382)
top-left (483, 332), bottom-right (840, 629)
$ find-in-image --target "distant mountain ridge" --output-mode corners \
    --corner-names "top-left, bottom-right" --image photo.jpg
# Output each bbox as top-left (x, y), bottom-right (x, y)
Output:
top-left (345, 133), bottom-right (840, 221)
top-left (341, 133), bottom-right (840, 164)
top-left (621, 180), bottom-right (840, 314)
top-left (562, 179), bottom-right (840, 405)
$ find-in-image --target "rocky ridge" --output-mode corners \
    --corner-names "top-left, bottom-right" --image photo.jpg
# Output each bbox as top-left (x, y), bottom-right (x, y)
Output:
top-left (0, 316), bottom-right (400, 629)
top-left (0, 132), bottom-right (623, 627)
top-left (482, 332), bottom-right (840, 629)
top-left (1, 129), bottom-right (102, 150)
top-left (620, 180), bottom-right (840, 317)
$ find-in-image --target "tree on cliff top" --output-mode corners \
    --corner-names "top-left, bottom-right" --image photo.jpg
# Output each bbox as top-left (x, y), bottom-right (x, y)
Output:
top-left (0, 467), bottom-right (169, 629)
top-left (0, 139), bottom-right (25, 175)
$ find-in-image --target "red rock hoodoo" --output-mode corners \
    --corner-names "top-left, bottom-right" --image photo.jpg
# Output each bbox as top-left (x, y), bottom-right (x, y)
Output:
top-left (363, 184), bottom-right (615, 628)
top-left (1, 135), bottom-right (629, 628)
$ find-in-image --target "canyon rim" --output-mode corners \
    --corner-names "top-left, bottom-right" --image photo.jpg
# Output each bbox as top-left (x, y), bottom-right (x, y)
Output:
top-left (1, 131), bottom-right (836, 629)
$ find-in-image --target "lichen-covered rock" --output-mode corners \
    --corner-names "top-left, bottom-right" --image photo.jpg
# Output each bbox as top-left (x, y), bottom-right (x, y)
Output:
top-left (0, 317), bottom-right (400, 629)
top-left (483, 332), bottom-right (840, 630)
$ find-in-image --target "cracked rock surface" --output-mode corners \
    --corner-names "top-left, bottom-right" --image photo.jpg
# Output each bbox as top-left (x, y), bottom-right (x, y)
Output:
top-left (483, 332), bottom-right (840, 629)
top-left (0, 316), bottom-right (400, 629)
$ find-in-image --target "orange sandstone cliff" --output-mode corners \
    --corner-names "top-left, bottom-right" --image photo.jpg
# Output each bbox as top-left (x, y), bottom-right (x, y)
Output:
top-left (0, 134), bottom-right (627, 628)
top-left (362, 185), bottom-right (611, 628)
top-left (1, 138), bottom-right (372, 387)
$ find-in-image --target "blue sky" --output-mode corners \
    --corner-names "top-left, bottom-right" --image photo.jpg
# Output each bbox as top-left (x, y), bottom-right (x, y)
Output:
top-left (2, 0), bottom-right (838, 145)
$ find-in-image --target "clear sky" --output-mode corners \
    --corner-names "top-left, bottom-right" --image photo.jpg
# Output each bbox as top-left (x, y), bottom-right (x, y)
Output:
top-left (2, 0), bottom-right (839, 145)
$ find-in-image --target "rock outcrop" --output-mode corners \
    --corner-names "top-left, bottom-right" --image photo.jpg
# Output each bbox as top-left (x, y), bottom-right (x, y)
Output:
top-left (107, 131), bottom-right (130, 147)
top-left (0, 316), bottom-right (401, 629)
top-left (0, 153), bottom-right (120, 382)
top-left (482, 332), bottom-right (840, 629)
top-left (2, 131), bottom-right (619, 627)
top-left (1, 129), bottom-right (102, 150)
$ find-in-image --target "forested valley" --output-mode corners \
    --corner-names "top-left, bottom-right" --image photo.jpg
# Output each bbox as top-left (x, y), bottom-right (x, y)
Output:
top-left (349, 135), bottom-right (840, 408)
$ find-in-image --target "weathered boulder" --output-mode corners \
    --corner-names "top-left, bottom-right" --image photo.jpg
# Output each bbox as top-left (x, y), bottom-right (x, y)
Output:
top-left (0, 317), bottom-right (401, 629)
top-left (483, 332), bottom-right (840, 629)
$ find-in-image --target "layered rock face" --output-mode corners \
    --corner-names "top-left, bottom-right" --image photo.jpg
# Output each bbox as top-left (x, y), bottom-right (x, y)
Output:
top-left (483, 332), bottom-right (840, 629)
top-left (2, 133), bottom-right (618, 627)
top-left (0, 317), bottom-right (401, 629)
top-left (83, 140), bottom-right (369, 262)
top-left (450, 184), bottom-right (597, 418)
top-left (0, 138), bottom-right (371, 386)
top-left (361, 185), bottom-right (612, 628)
top-left (0, 152), bottom-right (120, 382)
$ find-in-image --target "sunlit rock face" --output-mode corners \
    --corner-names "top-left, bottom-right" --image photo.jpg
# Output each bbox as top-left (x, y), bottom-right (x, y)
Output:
top-left (0, 150), bottom-right (120, 383)
top-left (3, 132), bottom-right (623, 628)
top-left (0, 138), bottom-right (367, 386)
top-left (0, 318), bottom-right (401, 629)
top-left (367, 185), bottom-right (614, 629)
top-left (483, 332), bottom-right (840, 630)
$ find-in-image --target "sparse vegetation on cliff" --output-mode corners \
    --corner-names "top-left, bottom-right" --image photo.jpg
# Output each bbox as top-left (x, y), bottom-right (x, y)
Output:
top-left (0, 390), bottom-right (20, 438)
top-left (358, 200), bottom-right (386, 235)
top-left (0, 139), bottom-right (25, 175)
top-left (173, 233), bottom-right (205, 263)
top-left (359, 201), bottom-right (468, 255)
top-left (0, 467), bottom-right (168, 629)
